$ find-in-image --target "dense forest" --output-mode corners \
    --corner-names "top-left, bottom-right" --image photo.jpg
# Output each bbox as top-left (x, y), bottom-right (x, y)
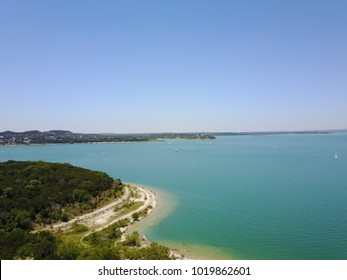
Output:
top-left (0, 161), bottom-right (119, 227)
top-left (0, 161), bottom-right (172, 260)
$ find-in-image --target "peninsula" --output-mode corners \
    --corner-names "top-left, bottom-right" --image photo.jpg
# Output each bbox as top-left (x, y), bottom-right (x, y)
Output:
top-left (0, 160), bottom-right (177, 260)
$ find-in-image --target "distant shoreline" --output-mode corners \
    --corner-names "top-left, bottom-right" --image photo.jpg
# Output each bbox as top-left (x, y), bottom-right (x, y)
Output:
top-left (0, 130), bottom-right (215, 146)
top-left (1, 129), bottom-right (347, 147)
top-left (2, 131), bottom-right (347, 148)
top-left (0, 138), bottom-right (216, 147)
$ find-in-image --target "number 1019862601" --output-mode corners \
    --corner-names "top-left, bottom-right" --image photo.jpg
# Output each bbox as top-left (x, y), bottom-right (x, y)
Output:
top-left (192, 266), bottom-right (251, 276)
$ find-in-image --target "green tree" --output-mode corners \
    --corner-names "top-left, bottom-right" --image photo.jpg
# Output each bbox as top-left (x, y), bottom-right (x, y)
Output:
top-left (132, 212), bottom-right (140, 221)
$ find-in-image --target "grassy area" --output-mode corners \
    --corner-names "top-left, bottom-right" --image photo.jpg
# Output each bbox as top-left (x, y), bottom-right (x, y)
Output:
top-left (56, 223), bottom-right (89, 244)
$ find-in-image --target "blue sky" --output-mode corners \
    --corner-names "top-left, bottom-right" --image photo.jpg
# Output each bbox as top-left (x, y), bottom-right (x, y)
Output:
top-left (1, 0), bottom-right (346, 133)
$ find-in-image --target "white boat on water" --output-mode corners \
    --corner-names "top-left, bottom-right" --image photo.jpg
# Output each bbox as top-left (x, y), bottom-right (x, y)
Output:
top-left (334, 152), bottom-right (338, 159)
top-left (175, 148), bottom-right (178, 152)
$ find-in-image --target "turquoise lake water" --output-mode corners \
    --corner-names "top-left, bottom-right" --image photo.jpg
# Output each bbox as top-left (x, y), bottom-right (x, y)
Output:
top-left (1, 135), bottom-right (347, 259)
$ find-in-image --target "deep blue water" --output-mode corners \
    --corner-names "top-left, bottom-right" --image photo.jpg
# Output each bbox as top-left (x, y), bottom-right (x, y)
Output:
top-left (1, 135), bottom-right (347, 259)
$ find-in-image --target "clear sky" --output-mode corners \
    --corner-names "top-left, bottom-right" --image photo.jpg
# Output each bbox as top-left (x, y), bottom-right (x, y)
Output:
top-left (1, 0), bottom-right (346, 133)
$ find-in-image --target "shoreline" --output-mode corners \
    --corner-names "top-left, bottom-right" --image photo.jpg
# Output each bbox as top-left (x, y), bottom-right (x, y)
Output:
top-left (126, 183), bottom-right (178, 234)
top-left (127, 183), bottom-right (232, 260)
top-left (78, 184), bottom-right (158, 246)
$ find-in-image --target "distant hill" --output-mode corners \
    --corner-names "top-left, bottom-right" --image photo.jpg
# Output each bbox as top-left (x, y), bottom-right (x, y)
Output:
top-left (0, 130), bottom-right (73, 137)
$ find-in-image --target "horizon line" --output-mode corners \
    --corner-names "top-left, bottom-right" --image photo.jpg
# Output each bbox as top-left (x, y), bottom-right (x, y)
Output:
top-left (1, 128), bottom-right (347, 135)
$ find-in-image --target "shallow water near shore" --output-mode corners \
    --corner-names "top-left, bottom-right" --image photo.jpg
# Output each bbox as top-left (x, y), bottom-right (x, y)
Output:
top-left (1, 134), bottom-right (347, 259)
top-left (127, 184), bottom-right (228, 259)
top-left (126, 184), bottom-right (178, 235)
